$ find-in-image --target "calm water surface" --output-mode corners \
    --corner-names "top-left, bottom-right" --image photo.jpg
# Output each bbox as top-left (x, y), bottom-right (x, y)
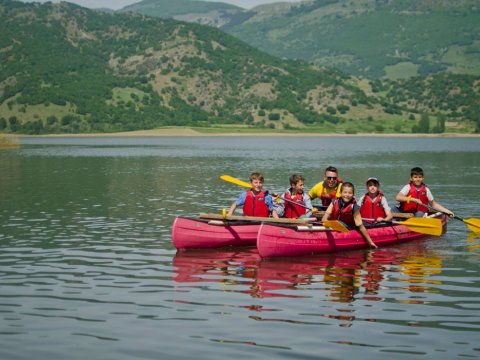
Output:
top-left (1, 136), bottom-right (479, 359)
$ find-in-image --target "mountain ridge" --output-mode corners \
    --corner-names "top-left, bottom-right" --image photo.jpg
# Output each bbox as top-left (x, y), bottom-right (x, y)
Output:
top-left (120, 0), bottom-right (480, 79)
top-left (0, 0), bottom-right (478, 135)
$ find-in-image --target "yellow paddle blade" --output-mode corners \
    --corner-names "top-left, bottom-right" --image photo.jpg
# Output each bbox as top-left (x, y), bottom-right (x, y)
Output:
top-left (323, 220), bottom-right (349, 233)
top-left (464, 218), bottom-right (480, 234)
top-left (220, 175), bottom-right (251, 188)
top-left (400, 217), bottom-right (443, 236)
top-left (222, 208), bottom-right (227, 219)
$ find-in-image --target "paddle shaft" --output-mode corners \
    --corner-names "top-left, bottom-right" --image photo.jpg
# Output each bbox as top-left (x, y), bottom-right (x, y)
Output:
top-left (199, 213), bottom-right (314, 224)
top-left (220, 175), bottom-right (313, 210)
top-left (424, 203), bottom-right (480, 234)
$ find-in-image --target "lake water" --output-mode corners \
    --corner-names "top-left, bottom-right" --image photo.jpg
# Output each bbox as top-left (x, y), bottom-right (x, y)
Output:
top-left (1, 136), bottom-right (479, 359)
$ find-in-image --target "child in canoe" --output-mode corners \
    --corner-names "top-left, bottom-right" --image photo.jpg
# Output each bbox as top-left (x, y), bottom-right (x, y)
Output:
top-left (358, 177), bottom-right (393, 224)
top-left (322, 182), bottom-right (378, 248)
top-left (395, 167), bottom-right (454, 218)
top-left (227, 171), bottom-right (278, 218)
top-left (273, 174), bottom-right (313, 219)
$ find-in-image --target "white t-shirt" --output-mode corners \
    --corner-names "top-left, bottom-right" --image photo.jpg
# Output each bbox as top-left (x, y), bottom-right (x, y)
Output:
top-left (398, 184), bottom-right (434, 201)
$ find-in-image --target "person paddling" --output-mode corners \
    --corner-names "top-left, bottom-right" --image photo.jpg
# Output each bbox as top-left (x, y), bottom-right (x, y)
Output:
top-left (322, 182), bottom-right (378, 249)
top-left (273, 174), bottom-right (313, 219)
top-left (227, 171), bottom-right (278, 218)
top-left (394, 167), bottom-right (454, 218)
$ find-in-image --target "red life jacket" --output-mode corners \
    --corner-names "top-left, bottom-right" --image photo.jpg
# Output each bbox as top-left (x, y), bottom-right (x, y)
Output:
top-left (331, 198), bottom-right (356, 227)
top-left (243, 190), bottom-right (270, 217)
top-left (284, 191), bottom-right (307, 219)
top-left (320, 178), bottom-right (344, 207)
top-left (360, 192), bottom-right (386, 219)
top-left (401, 182), bottom-right (429, 213)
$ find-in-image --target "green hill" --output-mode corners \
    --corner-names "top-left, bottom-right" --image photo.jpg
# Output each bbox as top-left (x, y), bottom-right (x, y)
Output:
top-left (0, 0), bottom-right (366, 134)
top-left (120, 0), bottom-right (246, 27)
top-left (0, 0), bottom-right (478, 135)
top-left (226, 0), bottom-right (480, 79)
top-left (121, 0), bottom-right (480, 79)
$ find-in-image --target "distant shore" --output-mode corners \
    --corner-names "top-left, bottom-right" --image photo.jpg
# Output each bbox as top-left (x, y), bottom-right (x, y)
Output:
top-left (8, 127), bottom-right (480, 138)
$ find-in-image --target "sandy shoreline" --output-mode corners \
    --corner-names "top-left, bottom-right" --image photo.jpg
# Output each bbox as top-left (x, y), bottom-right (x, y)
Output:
top-left (9, 127), bottom-right (480, 138)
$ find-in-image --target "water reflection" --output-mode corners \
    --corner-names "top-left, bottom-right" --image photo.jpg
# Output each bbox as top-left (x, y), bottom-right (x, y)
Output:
top-left (173, 241), bottom-right (442, 305)
top-left (466, 232), bottom-right (480, 251)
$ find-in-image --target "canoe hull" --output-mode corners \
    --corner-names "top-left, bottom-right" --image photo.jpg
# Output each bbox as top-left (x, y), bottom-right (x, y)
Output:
top-left (257, 214), bottom-right (447, 258)
top-left (172, 216), bottom-right (259, 250)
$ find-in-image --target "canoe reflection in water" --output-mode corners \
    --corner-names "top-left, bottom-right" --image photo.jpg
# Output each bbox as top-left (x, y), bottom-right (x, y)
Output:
top-left (172, 241), bottom-right (442, 302)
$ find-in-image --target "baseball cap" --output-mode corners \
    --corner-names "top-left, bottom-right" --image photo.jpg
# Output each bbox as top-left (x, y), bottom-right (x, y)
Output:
top-left (366, 177), bottom-right (380, 185)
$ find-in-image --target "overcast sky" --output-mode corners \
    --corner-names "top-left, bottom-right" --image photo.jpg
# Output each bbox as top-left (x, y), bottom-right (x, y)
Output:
top-left (20, 0), bottom-right (303, 10)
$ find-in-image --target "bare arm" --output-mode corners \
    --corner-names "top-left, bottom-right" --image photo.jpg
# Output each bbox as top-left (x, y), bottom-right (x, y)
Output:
top-left (382, 209), bottom-right (394, 222)
top-left (321, 203), bottom-right (334, 222)
top-left (396, 191), bottom-right (424, 204)
top-left (429, 200), bottom-right (454, 217)
top-left (354, 211), bottom-right (377, 248)
top-left (379, 197), bottom-right (393, 222)
top-left (227, 202), bottom-right (237, 216)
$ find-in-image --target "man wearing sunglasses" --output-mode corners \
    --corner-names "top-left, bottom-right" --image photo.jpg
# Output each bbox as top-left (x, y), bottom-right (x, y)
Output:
top-left (308, 166), bottom-right (343, 209)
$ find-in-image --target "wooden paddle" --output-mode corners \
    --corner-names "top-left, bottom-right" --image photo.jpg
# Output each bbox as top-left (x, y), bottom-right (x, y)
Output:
top-left (199, 213), bottom-right (313, 224)
top-left (407, 196), bottom-right (480, 234)
top-left (363, 217), bottom-right (443, 236)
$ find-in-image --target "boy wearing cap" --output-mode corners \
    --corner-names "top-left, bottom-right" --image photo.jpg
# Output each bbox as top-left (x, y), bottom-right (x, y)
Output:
top-left (359, 177), bottom-right (393, 224)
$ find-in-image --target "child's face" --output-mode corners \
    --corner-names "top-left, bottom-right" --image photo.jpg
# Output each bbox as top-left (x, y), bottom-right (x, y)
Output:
top-left (340, 186), bottom-right (354, 202)
top-left (366, 181), bottom-right (379, 195)
top-left (250, 178), bottom-right (263, 192)
top-left (410, 174), bottom-right (424, 187)
top-left (291, 180), bottom-right (304, 194)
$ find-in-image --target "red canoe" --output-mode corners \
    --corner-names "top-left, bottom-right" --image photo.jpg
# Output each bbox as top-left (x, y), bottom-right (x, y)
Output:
top-left (172, 216), bottom-right (260, 250)
top-left (172, 214), bottom-right (313, 250)
top-left (257, 214), bottom-right (447, 258)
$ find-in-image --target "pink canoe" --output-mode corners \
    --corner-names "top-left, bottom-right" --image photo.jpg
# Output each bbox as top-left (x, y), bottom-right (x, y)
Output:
top-left (172, 216), bottom-right (260, 250)
top-left (172, 214), bottom-right (312, 250)
top-left (257, 214), bottom-right (447, 258)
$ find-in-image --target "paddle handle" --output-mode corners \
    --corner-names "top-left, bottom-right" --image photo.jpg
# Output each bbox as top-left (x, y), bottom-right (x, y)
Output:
top-left (274, 194), bottom-right (313, 211)
top-left (423, 203), bottom-right (460, 219)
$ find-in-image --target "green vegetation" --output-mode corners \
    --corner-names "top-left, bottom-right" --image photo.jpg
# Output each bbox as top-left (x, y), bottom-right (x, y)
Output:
top-left (119, 0), bottom-right (244, 28)
top-left (0, 0), bottom-right (478, 135)
top-left (121, 0), bottom-right (241, 17)
top-left (223, 0), bottom-right (480, 79)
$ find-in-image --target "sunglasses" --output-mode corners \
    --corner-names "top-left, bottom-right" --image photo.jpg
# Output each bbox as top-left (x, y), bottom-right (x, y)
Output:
top-left (326, 176), bottom-right (337, 180)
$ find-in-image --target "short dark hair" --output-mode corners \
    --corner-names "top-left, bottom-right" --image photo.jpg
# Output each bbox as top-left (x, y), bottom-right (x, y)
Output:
top-left (342, 181), bottom-right (355, 194)
top-left (289, 174), bottom-right (304, 186)
top-left (410, 167), bottom-right (424, 177)
top-left (324, 166), bottom-right (338, 174)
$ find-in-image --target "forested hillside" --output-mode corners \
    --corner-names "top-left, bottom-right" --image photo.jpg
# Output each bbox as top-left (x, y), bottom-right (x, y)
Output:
top-left (120, 0), bottom-right (245, 27)
top-left (123, 0), bottom-right (480, 79)
top-left (0, 0), bottom-right (478, 134)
